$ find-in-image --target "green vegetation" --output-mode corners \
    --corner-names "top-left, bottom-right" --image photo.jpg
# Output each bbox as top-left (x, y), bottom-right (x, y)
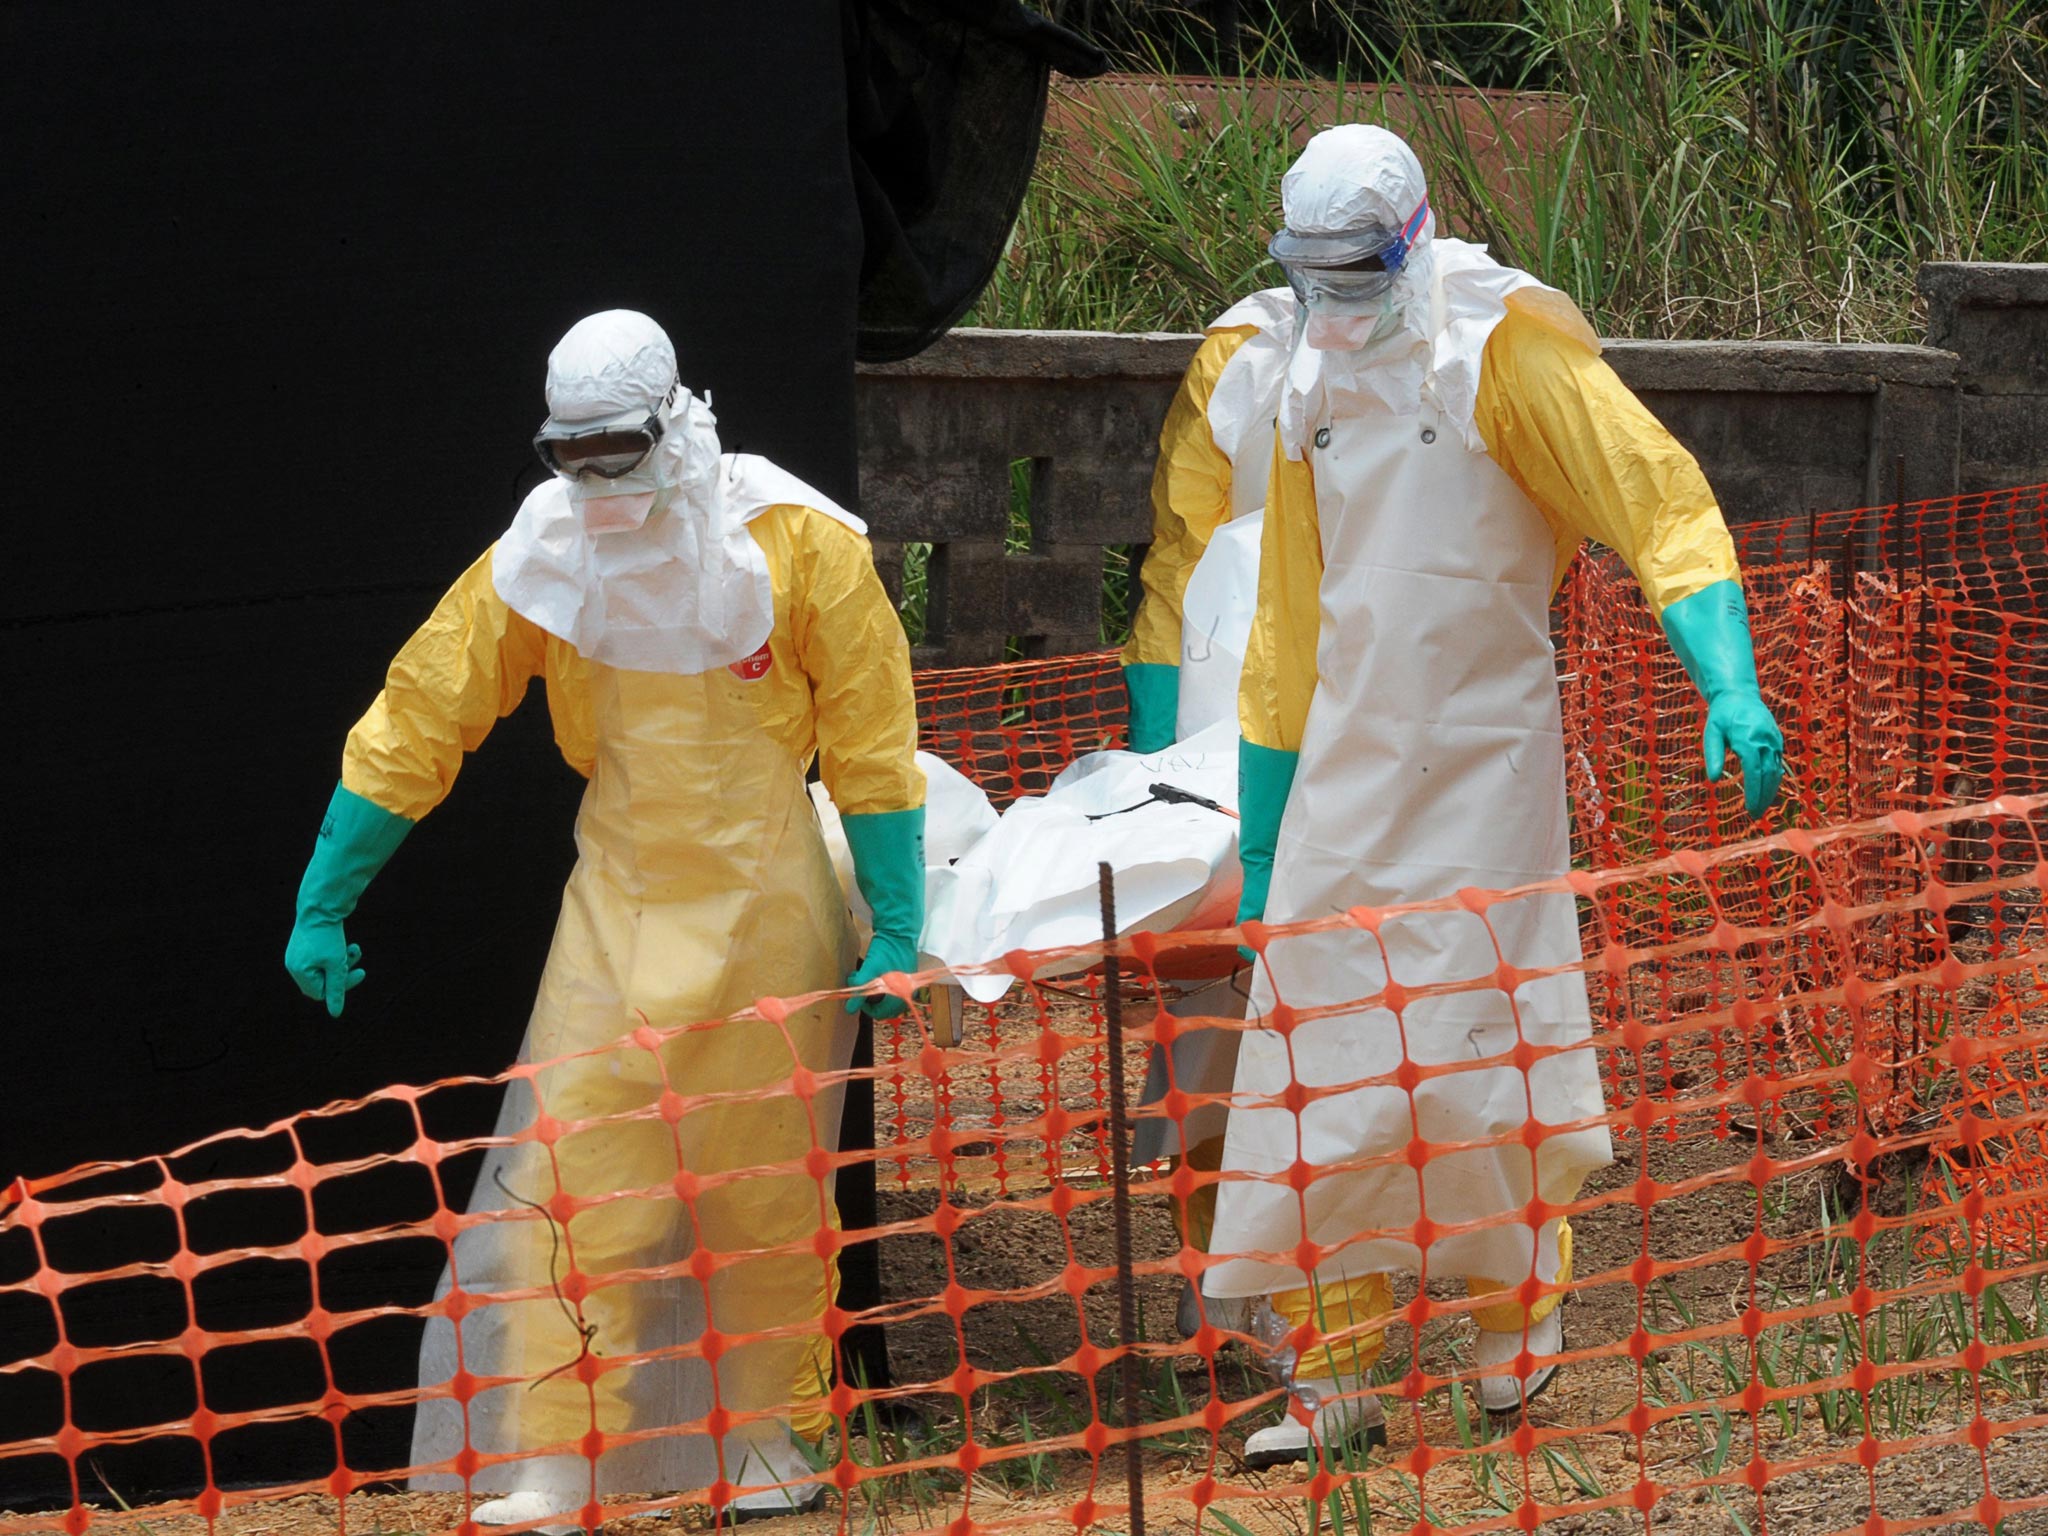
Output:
top-left (971, 0), bottom-right (2047, 342)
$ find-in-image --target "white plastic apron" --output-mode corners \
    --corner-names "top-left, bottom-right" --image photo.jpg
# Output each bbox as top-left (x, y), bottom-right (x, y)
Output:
top-left (1175, 511), bottom-right (1264, 741)
top-left (1204, 354), bottom-right (1612, 1298)
top-left (412, 639), bottom-right (857, 1502)
top-left (1173, 293), bottom-right (1294, 741)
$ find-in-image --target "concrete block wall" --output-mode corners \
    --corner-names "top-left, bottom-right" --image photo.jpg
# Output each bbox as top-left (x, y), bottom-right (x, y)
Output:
top-left (857, 263), bottom-right (2045, 665)
top-left (1922, 263), bottom-right (2048, 494)
top-left (857, 331), bottom-right (1195, 665)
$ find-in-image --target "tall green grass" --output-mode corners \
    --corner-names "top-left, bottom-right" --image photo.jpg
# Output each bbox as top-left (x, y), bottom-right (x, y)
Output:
top-left (972, 0), bottom-right (2047, 341)
top-left (969, 23), bottom-right (1325, 333)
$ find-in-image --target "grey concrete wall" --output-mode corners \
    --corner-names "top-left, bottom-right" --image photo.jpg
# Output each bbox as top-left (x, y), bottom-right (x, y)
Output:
top-left (857, 264), bottom-right (2043, 664)
top-left (1922, 263), bottom-right (2048, 494)
top-left (857, 331), bottom-right (1195, 664)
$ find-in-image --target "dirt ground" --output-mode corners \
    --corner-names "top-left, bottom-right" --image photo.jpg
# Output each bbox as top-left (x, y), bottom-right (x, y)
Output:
top-left (48, 1408), bottom-right (2048, 1536)
top-left (29, 972), bottom-right (2048, 1536)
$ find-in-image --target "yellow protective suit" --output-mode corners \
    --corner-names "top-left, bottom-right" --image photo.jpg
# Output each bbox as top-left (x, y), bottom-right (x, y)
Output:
top-left (377, 506), bottom-right (922, 1499)
top-left (1238, 302), bottom-right (1738, 1358)
top-left (1120, 324), bottom-right (1259, 671)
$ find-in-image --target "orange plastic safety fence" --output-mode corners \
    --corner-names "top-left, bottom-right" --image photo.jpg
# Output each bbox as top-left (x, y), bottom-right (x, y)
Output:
top-left (1561, 480), bottom-right (2048, 861)
top-left (4, 798), bottom-right (2046, 1536)
top-left (5, 485), bottom-right (2048, 1536)
top-left (1557, 484), bottom-right (2048, 1142)
top-left (915, 650), bottom-right (1127, 808)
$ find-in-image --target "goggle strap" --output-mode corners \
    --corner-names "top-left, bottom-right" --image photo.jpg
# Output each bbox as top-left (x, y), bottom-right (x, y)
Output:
top-left (1381, 198), bottom-right (1430, 273)
top-left (1400, 197), bottom-right (1431, 247)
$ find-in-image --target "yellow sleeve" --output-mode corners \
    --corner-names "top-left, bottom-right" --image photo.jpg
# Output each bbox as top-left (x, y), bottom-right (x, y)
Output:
top-left (541, 654), bottom-right (598, 782)
top-left (1476, 305), bottom-right (1739, 616)
top-left (1236, 437), bottom-right (1324, 752)
top-left (340, 546), bottom-right (549, 821)
top-left (790, 511), bottom-right (926, 817)
top-left (1122, 326), bottom-right (1258, 666)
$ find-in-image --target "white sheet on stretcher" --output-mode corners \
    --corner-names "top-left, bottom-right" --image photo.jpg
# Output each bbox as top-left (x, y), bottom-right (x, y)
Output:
top-left (813, 723), bottom-right (1244, 1003)
top-left (814, 503), bottom-right (1259, 1001)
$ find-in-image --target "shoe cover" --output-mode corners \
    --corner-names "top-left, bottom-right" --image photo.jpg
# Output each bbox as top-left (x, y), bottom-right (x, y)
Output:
top-left (723, 1426), bottom-right (827, 1520)
top-left (1177, 1277), bottom-right (1249, 1339)
top-left (471, 1488), bottom-right (582, 1535)
top-left (1242, 1377), bottom-right (1386, 1468)
top-left (1474, 1308), bottom-right (1562, 1413)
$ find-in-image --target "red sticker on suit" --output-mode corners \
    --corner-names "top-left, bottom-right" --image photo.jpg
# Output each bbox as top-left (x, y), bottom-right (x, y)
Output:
top-left (728, 641), bottom-right (774, 681)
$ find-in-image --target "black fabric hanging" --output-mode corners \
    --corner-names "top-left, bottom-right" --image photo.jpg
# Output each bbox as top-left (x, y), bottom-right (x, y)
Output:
top-left (830, 0), bottom-right (1104, 1405)
top-left (0, 0), bottom-right (864, 1504)
top-left (849, 0), bottom-right (1108, 362)
top-left (0, 0), bottom-right (1106, 1507)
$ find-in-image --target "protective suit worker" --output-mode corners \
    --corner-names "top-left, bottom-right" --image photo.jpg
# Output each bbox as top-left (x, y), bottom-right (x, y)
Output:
top-left (282, 311), bottom-right (925, 1525)
top-left (1118, 289), bottom-right (1297, 1343)
top-left (1121, 290), bottom-right (1296, 754)
top-left (1209, 127), bottom-right (1784, 1465)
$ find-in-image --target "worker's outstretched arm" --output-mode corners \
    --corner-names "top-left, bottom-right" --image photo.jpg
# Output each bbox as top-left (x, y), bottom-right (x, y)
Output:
top-left (286, 548), bottom-right (547, 1016)
top-left (1476, 307), bottom-right (1784, 817)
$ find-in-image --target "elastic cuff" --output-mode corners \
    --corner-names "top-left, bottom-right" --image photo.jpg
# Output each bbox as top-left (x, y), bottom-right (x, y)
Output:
top-left (841, 806), bottom-right (927, 942)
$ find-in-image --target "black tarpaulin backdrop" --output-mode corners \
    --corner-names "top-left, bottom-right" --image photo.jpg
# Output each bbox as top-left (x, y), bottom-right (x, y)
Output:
top-left (849, 0), bottom-right (1106, 361)
top-left (0, 0), bottom-right (1073, 1507)
top-left (2, 0), bottom-right (859, 1148)
top-left (2, 0), bottom-right (1098, 1503)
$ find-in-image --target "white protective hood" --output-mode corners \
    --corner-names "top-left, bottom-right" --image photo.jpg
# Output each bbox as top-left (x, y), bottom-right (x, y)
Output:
top-left (1203, 286), bottom-right (1297, 461)
top-left (493, 310), bottom-right (863, 675)
top-left (1275, 125), bottom-right (1598, 457)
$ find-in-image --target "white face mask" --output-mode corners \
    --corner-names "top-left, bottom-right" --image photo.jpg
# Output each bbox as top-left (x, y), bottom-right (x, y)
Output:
top-left (1304, 294), bottom-right (1404, 352)
top-left (567, 464), bottom-right (660, 534)
top-left (561, 387), bottom-right (722, 535)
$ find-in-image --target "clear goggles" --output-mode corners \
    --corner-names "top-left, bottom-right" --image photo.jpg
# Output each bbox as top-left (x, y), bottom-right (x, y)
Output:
top-left (533, 406), bottom-right (665, 481)
top-left (1268, 197), bottom-right (1429, 306)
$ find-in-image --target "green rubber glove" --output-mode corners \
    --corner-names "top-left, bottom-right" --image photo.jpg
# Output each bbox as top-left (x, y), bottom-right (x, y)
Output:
top-left (285, 782), bottom-right (413, 1018)
top-left (1660, 580), bottom-right (1786, 819)
top-left (842, 806), bottom-right (926, 1020)
top-left (1123, 662), bottom-right (1181, 755)
top-left (1235, 740), bottom-right (1300, 930)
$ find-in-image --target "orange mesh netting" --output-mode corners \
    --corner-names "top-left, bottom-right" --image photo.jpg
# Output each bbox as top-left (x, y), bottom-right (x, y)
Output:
top-left (4, 484), bottom-right (2048, 1536)
top-left (6, 800), bottom-right (2046, 1536)
top-left (915, 650), bottom-right (1128, 808)
top-left (1555, 484), bottom-right (2048, 1141)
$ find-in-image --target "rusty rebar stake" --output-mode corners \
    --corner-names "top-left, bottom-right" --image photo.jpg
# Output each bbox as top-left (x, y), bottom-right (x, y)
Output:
top-left (1912, 528), bottom-right (1934, 1066)
top-left (1097, 861), bottom-right (1146, 1536)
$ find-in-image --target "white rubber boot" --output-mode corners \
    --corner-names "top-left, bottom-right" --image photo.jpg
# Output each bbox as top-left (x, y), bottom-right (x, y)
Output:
top-left (1474, 1307), bottom-right (1563, 1415)
top-left (1177, 1277), bottom-right (1251, 1339)
top-left (1242, 1378), bottom-right (1387, 1469)
top-left (725, 1426), bottom-right (828, 1522)
top-left (472, 1490), bottom-right (582, 1536)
